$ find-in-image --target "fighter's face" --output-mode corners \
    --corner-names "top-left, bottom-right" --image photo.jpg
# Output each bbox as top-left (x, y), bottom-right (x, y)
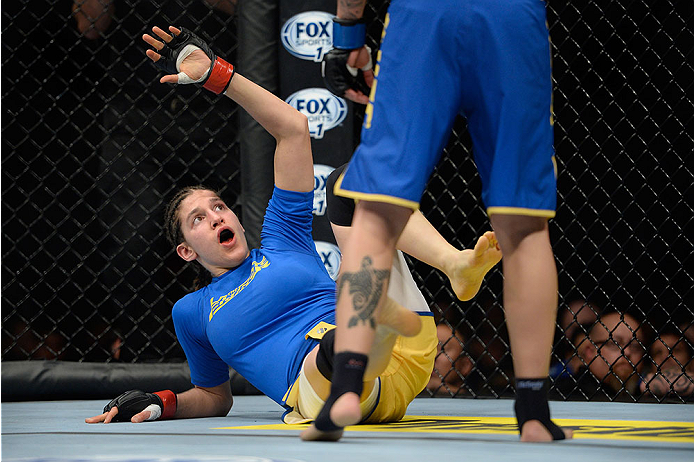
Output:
top-left (176, 189), bottom-right (249, 277)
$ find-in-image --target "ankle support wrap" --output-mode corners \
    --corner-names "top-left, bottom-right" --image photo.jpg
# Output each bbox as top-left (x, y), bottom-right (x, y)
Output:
top-left (514, 378), bottom-right (566, 440)
top-left (315, 329), bottom-right (336, 380)
top-left (313, 351), bottom-right (368, 432)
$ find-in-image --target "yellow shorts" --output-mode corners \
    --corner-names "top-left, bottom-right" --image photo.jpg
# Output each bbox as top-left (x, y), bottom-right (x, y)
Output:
top-left (365, 315), bottom-right (437, 423)
top-left (282, 315), bottom-right (437, 424)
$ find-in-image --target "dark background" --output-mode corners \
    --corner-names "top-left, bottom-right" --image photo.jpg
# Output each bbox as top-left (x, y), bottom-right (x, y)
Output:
top-left (2, 0), bottom-right (692, 401)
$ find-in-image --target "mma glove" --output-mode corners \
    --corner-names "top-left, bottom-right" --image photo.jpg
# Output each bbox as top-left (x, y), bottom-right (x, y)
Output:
top-left (322, 18), bottom-right (372, 97)
top-left (152, 27), bottom-right (234, 94)
top-left (103, 389), bottom-right (177, 422)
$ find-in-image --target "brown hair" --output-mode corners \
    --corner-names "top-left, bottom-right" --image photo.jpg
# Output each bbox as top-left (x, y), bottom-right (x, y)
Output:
top-left (164, 185), bottom-right (219, 290)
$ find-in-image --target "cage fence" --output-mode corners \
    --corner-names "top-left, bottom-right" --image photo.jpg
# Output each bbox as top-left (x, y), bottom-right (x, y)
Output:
top-left (2, 0), bottom-right (692, 403)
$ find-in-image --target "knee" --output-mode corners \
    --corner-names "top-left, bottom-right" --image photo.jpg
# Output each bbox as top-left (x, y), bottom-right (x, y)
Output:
top-left (490, 215), bottom-right (549, 250)
top-left (315, 329), bottom-right (337, 380)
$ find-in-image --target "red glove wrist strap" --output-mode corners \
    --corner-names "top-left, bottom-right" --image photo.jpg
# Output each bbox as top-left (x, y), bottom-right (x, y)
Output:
top-left (153, 390), bottom-right (177, 419)
top-left (203, 57), bottom-right (235, 95)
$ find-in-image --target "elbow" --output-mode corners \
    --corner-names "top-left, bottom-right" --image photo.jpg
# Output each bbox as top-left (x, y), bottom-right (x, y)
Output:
top-left (272, 111), bottom-right (311, 165)
top-left (292, 112), bottom-right (310, 140)
top-left (217, 395), bottom-right (233, 417)
top-left (277, 111), bottom-right (310, 146)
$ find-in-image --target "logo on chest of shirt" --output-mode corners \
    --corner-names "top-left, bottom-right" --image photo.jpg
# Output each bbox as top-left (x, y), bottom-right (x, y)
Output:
top-left (209, 256), bottom-right (270, 322)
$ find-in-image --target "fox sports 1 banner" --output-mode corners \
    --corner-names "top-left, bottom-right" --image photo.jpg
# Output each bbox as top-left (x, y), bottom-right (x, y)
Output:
top-left (279, 0), bottom-right (358, 280)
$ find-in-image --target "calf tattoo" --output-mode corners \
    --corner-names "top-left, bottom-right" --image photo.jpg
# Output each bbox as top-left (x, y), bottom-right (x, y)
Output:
top-left (338, 256), bottom-right (390, 329)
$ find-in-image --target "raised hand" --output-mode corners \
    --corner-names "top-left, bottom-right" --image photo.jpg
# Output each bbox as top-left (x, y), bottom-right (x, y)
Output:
top-left (143, 26), bottom-right (210, 83)
top-left (322, 46), bottom-right (373, 104)
top-left (142, 25), bottom-right (234, 94)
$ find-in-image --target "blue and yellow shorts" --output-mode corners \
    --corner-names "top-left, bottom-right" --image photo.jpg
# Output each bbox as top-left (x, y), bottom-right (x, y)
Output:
top-left (336, 0), bottom-right (557, 217)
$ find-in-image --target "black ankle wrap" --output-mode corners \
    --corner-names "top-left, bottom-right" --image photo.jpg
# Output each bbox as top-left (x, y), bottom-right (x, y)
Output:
top-left (315, 329), bottom-right (336, 380)
top-left (514, 378), bottom-right (566, 440)
top-left (313, 351), bottom-right (368, 432)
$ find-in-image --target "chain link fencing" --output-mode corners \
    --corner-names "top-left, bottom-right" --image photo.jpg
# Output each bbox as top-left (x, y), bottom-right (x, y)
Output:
top-left (2, 0), bottom-right (692, 403)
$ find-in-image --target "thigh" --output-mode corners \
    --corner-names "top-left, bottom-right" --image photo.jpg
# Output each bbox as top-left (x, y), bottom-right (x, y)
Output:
top-left (365, 315), bottom-right (437, 423)
top-left (338, 1), bottom-right (465, 208)
top-left (462, 0), bottom-right (556, 216)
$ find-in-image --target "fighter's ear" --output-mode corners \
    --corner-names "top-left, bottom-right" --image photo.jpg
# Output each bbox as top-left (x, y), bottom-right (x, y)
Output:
top-left (176, 242), bottom-right (197, 262)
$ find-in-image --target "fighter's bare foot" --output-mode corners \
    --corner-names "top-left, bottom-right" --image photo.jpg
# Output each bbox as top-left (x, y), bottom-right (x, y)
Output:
top-left (446, 231), bottom-right (502, 301)
top-left (520, 420), bottom-right (574, 442)
top-left (300, 392), bottom-right (361, 442)
top-left (300, 424), bottom-right (343, 442)
top-left (374, 297), bottom-right (422, 337)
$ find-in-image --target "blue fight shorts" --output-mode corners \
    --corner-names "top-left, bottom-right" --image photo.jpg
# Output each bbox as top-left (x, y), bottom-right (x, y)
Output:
top-left (335, 0), bottom-right (557, 217)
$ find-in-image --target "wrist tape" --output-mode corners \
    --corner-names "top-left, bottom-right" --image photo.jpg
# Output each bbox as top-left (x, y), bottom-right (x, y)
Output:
top-left (153, 389), bottom-right (178, 419)
top-left (152, 27), bottom-right (235, 95)
top-left (203, 57), bottom-right (235, 95)
top-left (332, 18), bottom-right (366, 50)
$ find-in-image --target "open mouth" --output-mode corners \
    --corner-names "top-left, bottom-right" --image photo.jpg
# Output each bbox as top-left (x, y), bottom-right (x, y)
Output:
top-left (219, 229), bottom-right (234, 244)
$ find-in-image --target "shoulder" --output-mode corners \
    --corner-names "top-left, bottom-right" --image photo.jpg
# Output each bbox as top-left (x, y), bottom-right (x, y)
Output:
top-left (261, 187), bottom-right (316, 252)
top-left (172, 289), bottom-right (206, 322)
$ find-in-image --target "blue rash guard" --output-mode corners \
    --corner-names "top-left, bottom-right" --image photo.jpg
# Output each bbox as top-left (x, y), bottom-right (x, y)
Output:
top-left (172, 187), bottom-right (336, 406)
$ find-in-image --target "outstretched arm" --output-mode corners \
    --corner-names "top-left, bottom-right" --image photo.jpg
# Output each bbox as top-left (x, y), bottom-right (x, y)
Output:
top-left (225, 73), bottom-right (313, 192)
top-left (85, 381), bottom-right (232, 423)
top-left (143, 25), bottom-right (314, 193)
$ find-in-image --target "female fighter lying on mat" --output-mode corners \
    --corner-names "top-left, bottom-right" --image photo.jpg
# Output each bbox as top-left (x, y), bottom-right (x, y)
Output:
top-left (85, 25), bottom-right (501, 426)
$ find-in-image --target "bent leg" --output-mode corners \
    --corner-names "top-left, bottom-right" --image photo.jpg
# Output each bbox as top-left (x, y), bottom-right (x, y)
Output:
top-left (328, 173), bottom-right (501, 304)
top-left (302, 200), bottom-right (411, 442)
top-left (301, 315), bottom-right (437, 442)
top-left (302, 294), bottom-right (419, 401)
top-left (300, 319), bottom-right (399, 441)
top-left (396, 212), bottom-right (502, 301)
top-left (489, 213), bottom-right (572, 441)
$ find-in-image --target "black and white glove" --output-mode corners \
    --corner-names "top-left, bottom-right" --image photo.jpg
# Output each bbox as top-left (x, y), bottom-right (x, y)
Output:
top-left (322, 18), bottom-right (372, 97)
top-left (103, 389), bottom-right (177, 422)
top-left (151, 27), bottom-right (235, 94)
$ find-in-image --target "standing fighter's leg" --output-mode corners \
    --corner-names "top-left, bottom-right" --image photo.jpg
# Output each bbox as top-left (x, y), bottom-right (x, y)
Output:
top-left (300, 201), bottom-right (411, 441)
top-left (329, 171), bottom-right (502, 305)
top-left (302, 295), bottom-right (421, 397)
top-left (490, 214), bottom-right (572, 441)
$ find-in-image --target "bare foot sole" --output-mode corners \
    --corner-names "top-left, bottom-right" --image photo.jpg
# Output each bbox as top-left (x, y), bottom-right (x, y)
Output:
top-left (375, 297), bottom-right (422, 337)
top-left (520, 420), bottom-right (574, 442)
top-left (300, 425), bottom-right (343, 442)
top-left (448, 231), bottom-right (502, 301)
top-left (300, 392), bottom-right (361, 442)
